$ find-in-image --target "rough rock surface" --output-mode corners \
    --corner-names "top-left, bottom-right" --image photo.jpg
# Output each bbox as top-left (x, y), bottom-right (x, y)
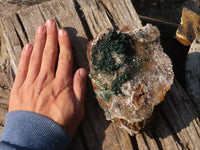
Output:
top-left (176, 7), bottom-right (200, 46)
top-left (185, 36), bottom-right (200, 113)
top-left (87, 24), bottom-right (174, 135)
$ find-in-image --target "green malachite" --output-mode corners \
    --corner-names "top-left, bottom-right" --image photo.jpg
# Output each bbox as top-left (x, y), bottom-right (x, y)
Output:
top-left (91, 29), bottom-right (145, 96)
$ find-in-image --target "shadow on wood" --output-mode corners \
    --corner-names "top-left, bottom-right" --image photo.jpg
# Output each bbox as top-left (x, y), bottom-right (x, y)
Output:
top-left (61, 27), bottom-right (109, 149)
top-left (1, 0), bottom-right (200, 149)
top-left (134, 80), bottom-right (200, 149)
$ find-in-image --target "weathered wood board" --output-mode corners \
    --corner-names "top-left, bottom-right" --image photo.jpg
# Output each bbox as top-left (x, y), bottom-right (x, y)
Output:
top-left (185, 37), bottom-right (200, 117)
top-left (78, 1), bottom-right (200, 149)
top-left (0, 0), bottom-right (134, 149)
top-left (0, 0), bottom-right (200, 149)
top-left (0, 27), bottom-right (14, 133)
top-left (0, 0), bottom-right (52, 18)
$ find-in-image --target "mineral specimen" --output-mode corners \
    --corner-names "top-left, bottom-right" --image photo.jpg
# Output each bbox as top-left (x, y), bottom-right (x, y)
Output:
top-left (176, 7), bottom-right (200, 46)
top-left (87, 24), bottom-right (174, 135)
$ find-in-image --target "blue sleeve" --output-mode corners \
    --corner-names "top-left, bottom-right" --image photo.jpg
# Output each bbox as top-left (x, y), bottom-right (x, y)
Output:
top-left (0, 111), bottom-right (71, 150)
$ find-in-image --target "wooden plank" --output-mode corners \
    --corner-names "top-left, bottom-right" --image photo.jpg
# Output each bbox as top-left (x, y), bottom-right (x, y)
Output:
top-left (1, 17), bottom-right (23, 74)
top-left (38, 0), bottom-right (88, 68)
top-left (0, 27), bottom-right (14, 134)
top-left (100, 0), bottom-right (142, 29)
top-left (76, 0), bottom-right (113, 37)
top-left (0, 0), bottom-right (88, 149)
top-left (136, 132), bottom-right (160, 150)
top-left (150, 114), bottom-right (183, 150)
top-left (0, 0), bottom-right (133, 149)
top-left (76, 0), bottom-right (145, 149)
top-left (0, 0), bottom-right (52, 19)
top-left (78, 0), bottom-right (200, 149)
top-left (103, 124), bottom-right (133, 150)
top-left (135, 80), bottom-right (200, 149)
top-left (1, 0), bottom-right (200, 149)
top-left (77, 0), bottom-right (142, 37)
top-left (40, 1), bottom-right (134, 149)
top-left (159, 80), bottom-right (200, 149)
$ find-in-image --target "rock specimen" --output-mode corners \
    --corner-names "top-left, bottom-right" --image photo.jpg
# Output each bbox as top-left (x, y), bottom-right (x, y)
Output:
top-left (87, 24), bottom-right (174, 135)
top-left (185, 36), bottom-right (200, 113)
top-left (176, 7), bottom-right (200, 46)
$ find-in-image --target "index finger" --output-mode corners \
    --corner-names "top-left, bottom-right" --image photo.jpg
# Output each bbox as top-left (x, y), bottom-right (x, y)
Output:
top-left (55, 29), bottom-right (73, 86)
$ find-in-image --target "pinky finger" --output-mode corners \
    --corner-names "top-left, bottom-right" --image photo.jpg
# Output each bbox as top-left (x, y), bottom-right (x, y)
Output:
top-left (13, 44), bottom-right (33, 89)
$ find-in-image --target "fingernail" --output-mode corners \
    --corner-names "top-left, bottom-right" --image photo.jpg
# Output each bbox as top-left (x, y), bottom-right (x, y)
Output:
top-left (46, 19), bottom-right (54, 27)
top-left (59, 29), bottom-right (67, 36)
top-left (79, 69), bottom-right (87, 79)
top-left (25, 44), bottom-right (33, 51)
top-left (37, 26), bottom-right (45, 34)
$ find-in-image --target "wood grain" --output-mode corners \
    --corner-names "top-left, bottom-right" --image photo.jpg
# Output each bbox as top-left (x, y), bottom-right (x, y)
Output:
top-left (0, 0), bottom-right (51, 18)
top-left (78, 0), bottom-right (200, 149)
top-left (0, 0), bottom-right (134, 149)
top-left (77, 0), bottom-right (142, 37)
top-left (0, 26), bottom-right (13, 134)
top-left (0, 0), bottom-right (200, 149)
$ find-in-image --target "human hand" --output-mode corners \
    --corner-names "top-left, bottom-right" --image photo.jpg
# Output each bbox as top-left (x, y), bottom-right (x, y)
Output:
top-left (8, 19), bottom-right (87, 138)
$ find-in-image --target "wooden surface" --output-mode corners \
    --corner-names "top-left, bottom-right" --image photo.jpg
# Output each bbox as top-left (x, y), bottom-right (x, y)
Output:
top-left (0, 26), bottom-right (14, 133)
top-left (0, 0), bottom-right (51, 18)
top-left (0, 0), bottom-right (200, 149)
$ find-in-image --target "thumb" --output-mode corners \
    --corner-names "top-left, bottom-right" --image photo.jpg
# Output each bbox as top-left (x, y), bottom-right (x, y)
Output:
top-left (73, 68), bottom-right (87, 104)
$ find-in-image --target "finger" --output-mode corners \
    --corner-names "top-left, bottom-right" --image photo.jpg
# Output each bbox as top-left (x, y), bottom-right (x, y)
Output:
top-left (40, 19), bottom-right (58, 75)
top-left (13, 44), bottom-right (33, 89)
top-left (73, 68), bottom-right (87, 104)
top-left (26, 25), bottom-right (46, 82)
top-left (55, 29), bottom-right (73, 85)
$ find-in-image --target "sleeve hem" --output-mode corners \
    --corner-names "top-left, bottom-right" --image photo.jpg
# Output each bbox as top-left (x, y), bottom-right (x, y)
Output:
top-left (0, 111), bottom-right (71, 150)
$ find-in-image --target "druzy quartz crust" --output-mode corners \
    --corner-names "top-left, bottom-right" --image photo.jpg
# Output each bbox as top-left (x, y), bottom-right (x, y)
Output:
top-left (87, 24), bottom-right (174, 135)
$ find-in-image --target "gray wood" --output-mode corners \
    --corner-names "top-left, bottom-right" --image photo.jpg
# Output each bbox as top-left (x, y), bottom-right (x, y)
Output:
top-left (77, 0), bottom-right (142, 37)
top-left (154, 80), bottom-right (200, 149)
top-left (102, 123), bottom-right (133, 150)
top-left (0, 0), bottom-right (87, 149)
top-left (0, 0), bottom-right (134, 149)
top-left (78, 0), bottom-right (200, 149)
top-left (160, 80), bottom-right (200, 149)
top-left (135, 80), bottom-right (200, 149)
top-left (0, 26), bottom-right (14, 133)
top-left (1, 0), bottom-right (200, 149)
top-left (136, 132), bottom-right (160, 150)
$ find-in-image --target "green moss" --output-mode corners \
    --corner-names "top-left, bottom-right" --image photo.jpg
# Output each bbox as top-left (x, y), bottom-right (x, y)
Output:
top-left (92, 29), bottom-right (145, 96)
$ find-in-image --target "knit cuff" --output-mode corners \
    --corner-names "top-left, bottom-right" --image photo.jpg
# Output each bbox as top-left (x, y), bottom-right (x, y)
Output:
top-left (0, 111), bottom-right (71, 150)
